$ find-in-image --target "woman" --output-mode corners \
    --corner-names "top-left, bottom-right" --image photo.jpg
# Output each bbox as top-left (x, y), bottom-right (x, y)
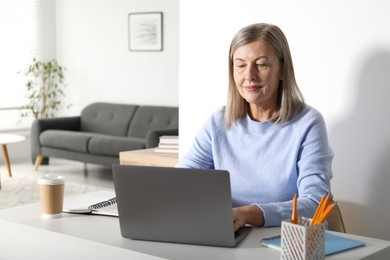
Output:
top-left (177, 23), bottom-right (333, 231)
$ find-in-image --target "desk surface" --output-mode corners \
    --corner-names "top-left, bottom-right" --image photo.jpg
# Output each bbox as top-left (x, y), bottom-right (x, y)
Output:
top-left (0, 219), bottom-right (163, 260)
top-left (1, 191), bottom-right (389, 260)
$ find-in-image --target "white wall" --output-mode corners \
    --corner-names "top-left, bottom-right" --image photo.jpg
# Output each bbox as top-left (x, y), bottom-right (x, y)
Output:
top-left (56, 0), bottom-right (179, 115)
top-left (179, 0), bottom-right (390, 240)
top-left (39, 0), bottom-right (56, 60)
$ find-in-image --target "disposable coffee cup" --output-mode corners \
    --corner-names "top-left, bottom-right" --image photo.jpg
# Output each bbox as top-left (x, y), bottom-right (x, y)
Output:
top-left (38, 175), bottom-right (65, 218)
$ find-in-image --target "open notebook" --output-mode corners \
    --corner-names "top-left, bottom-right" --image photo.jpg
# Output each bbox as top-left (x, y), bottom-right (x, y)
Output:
top-left (63, 191), bottom-right (118, 217)
top-left (261, 231), bottom-right (365, 256)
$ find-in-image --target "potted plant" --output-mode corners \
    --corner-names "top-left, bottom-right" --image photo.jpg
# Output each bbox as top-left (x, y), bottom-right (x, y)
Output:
top-left (19, 57), bottom-right (69, 165)
top-left (19, 57), bottom-right (68, 119)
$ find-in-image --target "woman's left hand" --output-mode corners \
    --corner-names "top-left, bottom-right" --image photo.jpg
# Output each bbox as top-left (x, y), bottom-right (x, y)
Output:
top-left (232, 205), bottom-right (265, 231)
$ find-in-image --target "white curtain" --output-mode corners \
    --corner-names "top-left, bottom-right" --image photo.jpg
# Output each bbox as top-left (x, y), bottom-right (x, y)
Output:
top-left (0, 0), bottom-right (42, 130)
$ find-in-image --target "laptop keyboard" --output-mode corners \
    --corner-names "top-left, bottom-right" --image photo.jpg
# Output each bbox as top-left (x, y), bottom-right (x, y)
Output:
top-left (234, 226), bottom-right (252, 241)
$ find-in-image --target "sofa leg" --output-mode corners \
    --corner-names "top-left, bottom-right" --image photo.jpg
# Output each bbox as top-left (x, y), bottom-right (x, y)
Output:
top-left (34, 155), bottom-right (43, 171)
top-left (84, 162), bottom-right (88, 176)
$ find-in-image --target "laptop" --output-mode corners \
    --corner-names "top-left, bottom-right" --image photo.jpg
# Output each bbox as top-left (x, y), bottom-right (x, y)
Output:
top-left (112, 164), bottom-right (252, 247)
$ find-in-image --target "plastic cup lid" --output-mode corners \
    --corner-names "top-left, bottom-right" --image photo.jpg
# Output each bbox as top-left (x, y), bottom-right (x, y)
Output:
top-left (38, 175), bottom-right (65, 185)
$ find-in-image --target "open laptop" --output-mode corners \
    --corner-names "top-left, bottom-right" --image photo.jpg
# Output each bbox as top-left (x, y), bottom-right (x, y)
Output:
top-left (112, 164), bottom-right (252, 247)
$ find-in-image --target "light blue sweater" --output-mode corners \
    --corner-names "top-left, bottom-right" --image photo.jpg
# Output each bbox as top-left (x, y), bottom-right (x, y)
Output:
top-left (177, 106), bottom-right (333, 227)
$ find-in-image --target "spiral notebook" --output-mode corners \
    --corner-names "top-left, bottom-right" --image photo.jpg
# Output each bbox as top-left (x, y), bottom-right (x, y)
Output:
top-left (63, 192), bottom-right (118, 217)
top-left (261, 231), bottom-right (365, 256)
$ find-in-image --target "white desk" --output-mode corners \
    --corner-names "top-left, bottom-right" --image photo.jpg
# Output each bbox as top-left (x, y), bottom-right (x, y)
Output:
top-left (0, 219), bottom-right (163, 260)
top-left (0, 191), bottom-right (389, 260)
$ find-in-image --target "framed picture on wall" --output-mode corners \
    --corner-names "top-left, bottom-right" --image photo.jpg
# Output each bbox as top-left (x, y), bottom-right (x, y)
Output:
top-left (128, 12), bottom-right (163, 51)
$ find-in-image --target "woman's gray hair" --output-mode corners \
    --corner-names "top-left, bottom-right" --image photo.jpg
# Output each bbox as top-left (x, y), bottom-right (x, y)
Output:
top-left (225, 23), bottom-right (305, 128)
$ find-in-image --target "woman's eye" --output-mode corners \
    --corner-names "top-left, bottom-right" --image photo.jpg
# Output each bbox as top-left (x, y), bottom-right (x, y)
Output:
top-left (257, 63), bottom-right (267, 68)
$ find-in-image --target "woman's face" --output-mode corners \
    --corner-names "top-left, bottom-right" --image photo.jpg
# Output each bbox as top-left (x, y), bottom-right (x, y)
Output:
top-left (233, 38), bottom-right (283, 110)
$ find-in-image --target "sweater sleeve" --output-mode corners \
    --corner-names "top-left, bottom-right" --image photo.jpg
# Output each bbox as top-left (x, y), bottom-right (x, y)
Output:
top-left (257, 110), bottom-right (333, 227)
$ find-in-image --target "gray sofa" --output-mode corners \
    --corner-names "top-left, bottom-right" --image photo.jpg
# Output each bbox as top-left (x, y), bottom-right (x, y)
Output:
top-left (31, 102), bottom-right (178, 169)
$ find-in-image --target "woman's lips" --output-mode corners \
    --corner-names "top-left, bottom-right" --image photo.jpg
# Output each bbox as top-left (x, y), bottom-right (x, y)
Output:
top-left (244, 85), bottom-right (261, 91)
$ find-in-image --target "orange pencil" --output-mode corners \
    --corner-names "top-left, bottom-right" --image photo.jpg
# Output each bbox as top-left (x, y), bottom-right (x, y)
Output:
top-left (324, 193), bottom-right (333, 208)
top-left (316, 202), bottom-right (336, 224)
top-left (311, 194), bottom-right (326, 225)
top-left (292, 193), bottom-right (298, 224)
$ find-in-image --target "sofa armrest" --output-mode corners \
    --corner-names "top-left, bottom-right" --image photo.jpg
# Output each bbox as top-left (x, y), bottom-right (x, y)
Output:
top-left (30, 116), bottom-right (81, 159)
top-left (145, 128), bottom-right (179, 148)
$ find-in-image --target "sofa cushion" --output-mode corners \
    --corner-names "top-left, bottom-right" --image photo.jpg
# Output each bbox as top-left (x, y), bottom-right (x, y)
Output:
top-left (127, 106), bottom-right (179, 138)
top-left (88, 135), bottom-right (145, 156)
top-left (80, 103), bottom-right (139, 136)
top-left (40, 130), bottom-right (93, 153)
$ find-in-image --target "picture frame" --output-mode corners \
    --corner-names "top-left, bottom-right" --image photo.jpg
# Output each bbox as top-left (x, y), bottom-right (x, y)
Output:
top-left (128, 12), bottom-right (163, 51)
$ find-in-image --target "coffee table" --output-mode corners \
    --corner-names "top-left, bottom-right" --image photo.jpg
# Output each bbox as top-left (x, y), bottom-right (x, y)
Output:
top-left (119, 148), bottom-right (178, 167)
top-left (0, 133), bottom-right (26, 188)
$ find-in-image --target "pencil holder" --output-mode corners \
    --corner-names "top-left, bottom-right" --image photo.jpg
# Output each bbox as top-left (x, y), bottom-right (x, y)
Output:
top-left (281, 218), bottom-right (325, 260)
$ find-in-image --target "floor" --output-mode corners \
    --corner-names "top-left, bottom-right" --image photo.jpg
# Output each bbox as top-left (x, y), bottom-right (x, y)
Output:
top-left (3, 158), bottom-right (115, 190)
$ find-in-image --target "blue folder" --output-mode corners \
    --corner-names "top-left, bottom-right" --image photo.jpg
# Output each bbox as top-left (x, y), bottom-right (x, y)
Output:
top-left (261, 231), bottom-right (365, 256)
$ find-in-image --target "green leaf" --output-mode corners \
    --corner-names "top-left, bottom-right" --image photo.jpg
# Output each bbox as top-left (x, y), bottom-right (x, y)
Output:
top-left (20, 57), bottom-right (69, 119)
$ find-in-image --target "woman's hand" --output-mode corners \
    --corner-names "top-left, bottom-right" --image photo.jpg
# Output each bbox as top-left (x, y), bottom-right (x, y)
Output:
top-left (232, 205), bottom-right (265, 231)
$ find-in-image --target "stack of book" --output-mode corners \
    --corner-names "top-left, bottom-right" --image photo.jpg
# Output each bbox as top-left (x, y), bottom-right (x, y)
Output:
top-left (154, 135), bottom-right (179, 154)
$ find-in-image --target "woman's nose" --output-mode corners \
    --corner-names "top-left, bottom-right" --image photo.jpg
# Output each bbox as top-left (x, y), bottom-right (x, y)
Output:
top-left (245, 65), bottom-right (258, 81)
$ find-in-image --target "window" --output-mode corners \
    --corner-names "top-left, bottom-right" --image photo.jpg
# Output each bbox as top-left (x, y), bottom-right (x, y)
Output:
top-left (0, 0), bottom-right (40, 131)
